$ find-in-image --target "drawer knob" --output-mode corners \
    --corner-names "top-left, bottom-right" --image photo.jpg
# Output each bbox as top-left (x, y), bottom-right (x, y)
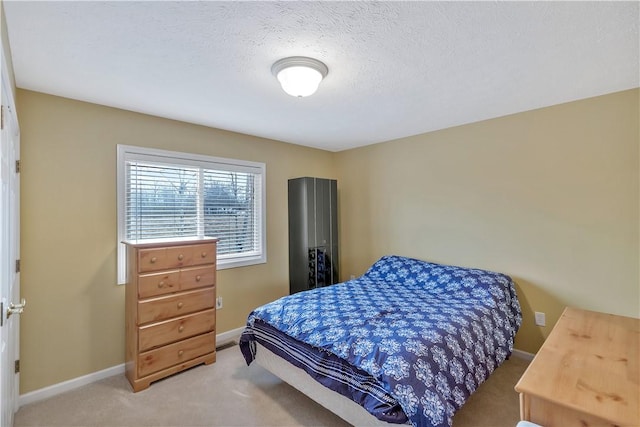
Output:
top-left (196, 275), bottom-right (201, 282)
top-left (178, 325), bottom-right (184, 332)
top-left (201, 252), bottom-right (207, 258)
top-left (178, 254), bottom-right (184, 261)
top-left (178, 350), bottom-right (184, 357)
top-left (158, 281), bottom-right (165, 288)
top-left (150, 257), bottom-right (157, 263)
top-left (177, 302), bottom-right (184, 309)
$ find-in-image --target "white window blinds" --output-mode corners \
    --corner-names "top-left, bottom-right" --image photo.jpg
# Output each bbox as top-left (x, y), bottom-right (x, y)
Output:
top-left (202, 169), bottom-right (260, 257)
top-left (117, 145), bottom-right (266, 284)
top-left (126, 163), bottom-right (199, 240)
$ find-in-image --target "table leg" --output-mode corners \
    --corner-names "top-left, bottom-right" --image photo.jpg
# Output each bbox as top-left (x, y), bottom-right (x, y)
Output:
top-left (519, 393), bottom-right (531, 421)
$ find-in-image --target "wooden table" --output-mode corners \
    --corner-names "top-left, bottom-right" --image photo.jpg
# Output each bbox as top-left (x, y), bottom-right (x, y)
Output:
top-left (515, 307), bottom-right (639, 427)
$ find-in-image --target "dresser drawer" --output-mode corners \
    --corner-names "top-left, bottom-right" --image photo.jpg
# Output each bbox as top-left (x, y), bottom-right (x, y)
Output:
top-left (138, 309), bottom-right (216, 352)
top-left (138, 243), bottom-right (216, 273)
top-left (138, 270), bottom-right (179, 298)
top-left (187, 243), bottom-right (216, 267)
top-left (180, 266), bottom-right (215, 291)
top-left (138, 331), bottom-right (215, 377)
top-left (138, 288), bottom-right (215, 324)
top-left (138, 247), bottom-right (170, 272)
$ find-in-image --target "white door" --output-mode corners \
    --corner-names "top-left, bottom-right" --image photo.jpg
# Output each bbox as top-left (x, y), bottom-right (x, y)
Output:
top-left (1, 56), bottom-right (22, 427)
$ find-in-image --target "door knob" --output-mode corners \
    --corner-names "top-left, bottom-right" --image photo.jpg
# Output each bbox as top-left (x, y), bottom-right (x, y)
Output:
top-left (7, 298), bottom-right (26, 318)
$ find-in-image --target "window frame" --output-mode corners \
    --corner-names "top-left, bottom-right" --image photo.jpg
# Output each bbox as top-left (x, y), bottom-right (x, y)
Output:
top-left (117, 144), bottom-right (266, 285)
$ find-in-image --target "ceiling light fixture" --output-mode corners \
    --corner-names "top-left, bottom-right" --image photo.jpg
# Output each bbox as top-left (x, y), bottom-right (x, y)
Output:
top-left (271, 56), bottom-right (328, 97)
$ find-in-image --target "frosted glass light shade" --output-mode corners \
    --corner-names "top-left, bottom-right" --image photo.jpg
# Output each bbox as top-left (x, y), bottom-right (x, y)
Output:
top-left (276, 66), bottom-right (323, 97)
top-left (272, 57), bottom-right (328, 97)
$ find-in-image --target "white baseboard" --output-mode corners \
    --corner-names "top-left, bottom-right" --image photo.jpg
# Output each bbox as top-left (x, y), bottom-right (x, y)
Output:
top-left (18, 327), bottom-right (246, 407)
top-left (512, 348), bottom-right (536, 361)
top-left (19, 363), bottom-right (125, 407)
top-left (216, 326), bottom-right (244, 346)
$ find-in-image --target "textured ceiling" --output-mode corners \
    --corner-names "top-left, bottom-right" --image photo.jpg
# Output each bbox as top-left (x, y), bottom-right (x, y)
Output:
top-left (3, 1), bottom-right (639, 152)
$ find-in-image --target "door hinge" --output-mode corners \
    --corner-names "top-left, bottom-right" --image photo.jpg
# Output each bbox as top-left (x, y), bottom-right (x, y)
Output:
top-left (16, 160), bottom-right (20, 173)
top-left (15, 360), bottom-right (20, 373)
top-left (1, 105), bottom-right (4, 130)
top-left (0, 302), bottom-right (3, 327)
top-left (15, 259), bottom-right (20, 273)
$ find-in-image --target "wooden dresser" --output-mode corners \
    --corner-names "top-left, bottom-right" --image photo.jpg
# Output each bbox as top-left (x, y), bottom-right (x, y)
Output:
top-left (515, 307), bottom-right (639, 427)
top-left (123, 237), bottom-right (219, 392)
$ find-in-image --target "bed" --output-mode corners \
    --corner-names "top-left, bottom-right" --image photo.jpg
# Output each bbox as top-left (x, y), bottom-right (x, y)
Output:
top-left (239, 255), bottom-right (522, 427)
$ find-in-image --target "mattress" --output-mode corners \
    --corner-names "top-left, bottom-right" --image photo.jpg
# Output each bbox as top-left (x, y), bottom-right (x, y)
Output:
top-left (254, 341), bottom-right (405, 426)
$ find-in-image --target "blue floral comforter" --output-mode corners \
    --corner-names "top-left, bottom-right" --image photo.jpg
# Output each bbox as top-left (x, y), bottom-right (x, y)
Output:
top-left (240, 255), bottom-right (522, 427)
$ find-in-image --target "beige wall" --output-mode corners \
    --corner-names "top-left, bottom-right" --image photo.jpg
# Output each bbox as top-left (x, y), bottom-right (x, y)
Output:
top-left (16, 87), bottom-right (639, 393)
top-left (16, 89), bottom-right (336, 393)
top-left (336, 89), bottom-right (639, 354)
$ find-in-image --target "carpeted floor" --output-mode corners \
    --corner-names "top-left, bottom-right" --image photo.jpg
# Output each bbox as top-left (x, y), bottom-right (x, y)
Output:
top-left (15, 343), bottom-right (529, 427)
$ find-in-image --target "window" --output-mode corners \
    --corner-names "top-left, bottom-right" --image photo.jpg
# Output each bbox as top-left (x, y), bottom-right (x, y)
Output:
top-left (117, 145), bottom-right (266, 284)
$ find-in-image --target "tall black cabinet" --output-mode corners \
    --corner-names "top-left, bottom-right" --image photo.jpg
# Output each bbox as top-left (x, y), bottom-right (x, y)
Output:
top-left (288, 177), bottom-right (339, 294)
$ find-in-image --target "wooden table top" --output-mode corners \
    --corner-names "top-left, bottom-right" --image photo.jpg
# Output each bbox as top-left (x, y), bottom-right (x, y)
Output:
top-left (515, 306), bottom-right (639, 426)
